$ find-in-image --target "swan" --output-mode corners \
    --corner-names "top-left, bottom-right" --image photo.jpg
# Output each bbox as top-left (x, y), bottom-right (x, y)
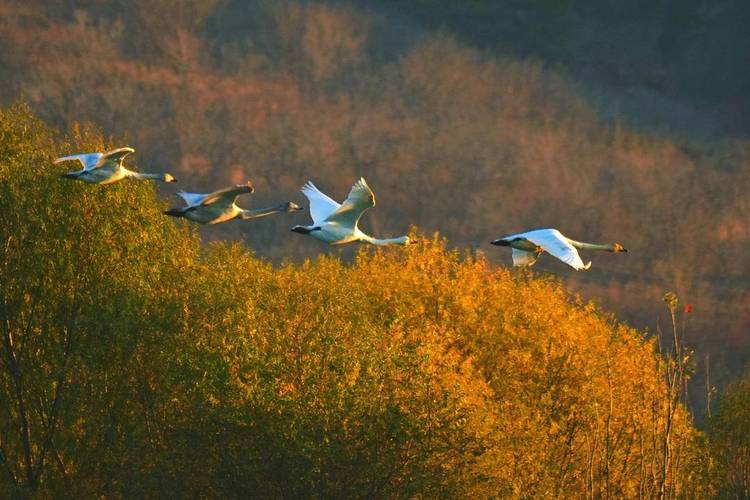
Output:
top-left (292, 178), bottom-right (410, 246)
top-left (55, 147), bottom-right (176, 184)
top-left (491, 228), bottom-right (627, 270)
top-left (163, 181), bottom-right (302, 224)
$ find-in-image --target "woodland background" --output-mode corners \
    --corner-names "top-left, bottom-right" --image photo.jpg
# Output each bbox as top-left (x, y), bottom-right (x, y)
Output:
top-left (2, 0), bottom-right (747, 393)
top-left (0, 0), bottom-right (749, 496)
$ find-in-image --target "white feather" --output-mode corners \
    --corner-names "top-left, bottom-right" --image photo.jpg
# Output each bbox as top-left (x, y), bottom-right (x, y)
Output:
top-left (53, 153), bottom-right (102, 171)
top-left (520, 229), bottom-right (590, 270)
top-left (177, 191), bottom-right (208, 208)
top-left (294, 178), bottom-right (409, 246)
top-left (493, 228), bottom-right (594, 270)
top-left (300, 181), bottom-right (340, 224)
top-left (325, 177), bottom-right (375, 226)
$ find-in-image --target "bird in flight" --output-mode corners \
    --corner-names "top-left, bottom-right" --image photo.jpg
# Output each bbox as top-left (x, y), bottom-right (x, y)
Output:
top-left (491, 228), bottom-right (627, 270)
top-left (55, 147), bottom-right (175, 184)
top-left (163, 181), bottom-right (301, 225)
top-left (292, 178), bottom-right (410, 246)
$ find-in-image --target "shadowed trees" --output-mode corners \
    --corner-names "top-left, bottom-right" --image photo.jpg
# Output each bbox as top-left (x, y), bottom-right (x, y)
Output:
top-left (706, 366), bottom-right (750, 497)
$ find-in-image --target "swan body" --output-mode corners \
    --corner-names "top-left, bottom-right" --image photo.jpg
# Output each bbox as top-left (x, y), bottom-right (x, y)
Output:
top-left (163, 182), bottom-right (301, 225)
top-left (55, 147), bottom-right (176, 184)
top-left (491, 228), bottom-right (626, 270)
top-left (292, 178), bottom-right (410, 246)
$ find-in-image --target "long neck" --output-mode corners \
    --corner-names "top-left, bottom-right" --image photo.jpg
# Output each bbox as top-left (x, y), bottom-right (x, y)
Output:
top-left (360, 234), bottom-right (410, 246)
top-left (128, 171), bottom-right (165, 181)
top-left (240, 203), bottom-right (288, 220)
top-left (567, 239), bottom-right (617, 252)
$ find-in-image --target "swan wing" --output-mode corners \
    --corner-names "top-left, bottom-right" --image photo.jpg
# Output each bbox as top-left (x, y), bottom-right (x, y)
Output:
top-left (177, 191), bottom-right (209, 208)
top-left (94, 147), bottom-right (135, 169)
top-left (300, 181), bottom-right (340, 224)
top-left (200, 182), bottom-right (254, 209)
top-left (523, 229), bottom-right (590, 270)
top-left (53, 153), bottom-right (102, 171)
top-left (325, 177), bottom-right (375, 227)
top-left (511, 248), bottom-right (539, 267)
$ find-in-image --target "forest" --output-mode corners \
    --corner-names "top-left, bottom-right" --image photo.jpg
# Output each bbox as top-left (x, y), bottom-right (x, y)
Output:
top-left (0, 0), bottom-right (749, 497)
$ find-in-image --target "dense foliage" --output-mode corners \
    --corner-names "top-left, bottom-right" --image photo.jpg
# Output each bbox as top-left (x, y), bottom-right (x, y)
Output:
top-left (706, 367), bottom-right (750, 497)
top-left (0, 103), bottom-right (722, 497)
top-left (0, 0), bottom-right (748, 397)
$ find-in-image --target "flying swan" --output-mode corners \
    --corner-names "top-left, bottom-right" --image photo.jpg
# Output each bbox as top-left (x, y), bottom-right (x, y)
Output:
top-left (55, 147), bottom-right (176, 184)
top-left (491, 228), bottom-right (627, 270)
top-left (292, 178), bottom-right (410, 245)
top-left (163, 181), bottom-right (301, 224)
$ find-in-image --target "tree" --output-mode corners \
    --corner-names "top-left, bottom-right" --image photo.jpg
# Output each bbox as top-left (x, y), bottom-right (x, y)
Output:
top-left (707, 366), bottom-right (750, 498)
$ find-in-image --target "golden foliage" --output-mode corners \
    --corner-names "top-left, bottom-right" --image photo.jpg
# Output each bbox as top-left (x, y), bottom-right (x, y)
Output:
top-left (0, 104), bottom-right (707, 496)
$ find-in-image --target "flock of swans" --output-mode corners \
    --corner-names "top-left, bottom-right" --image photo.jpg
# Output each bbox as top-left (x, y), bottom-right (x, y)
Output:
top-left (55, 146), bottom-right (628, 270)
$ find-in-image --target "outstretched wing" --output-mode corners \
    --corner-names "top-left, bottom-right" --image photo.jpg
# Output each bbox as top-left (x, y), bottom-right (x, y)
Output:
top-left (200, 182), bottom-right (254, 209)
top-left (523, 229), bottom-right (591, 270)
top-left (324, 178), bottom-right (375, 227)
top-left (511, 248), bottom-right (539, 267)
top-left (177, 191), bottom-right (208, 208)
top-left (300, 181), bottom-right (340, 224)
top-left (53, 153), bottom-right (102, 171)
top-left (94, 147), bottom-right (135, 169)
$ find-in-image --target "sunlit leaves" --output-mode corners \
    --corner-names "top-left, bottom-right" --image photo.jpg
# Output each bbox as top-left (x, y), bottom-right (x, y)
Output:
top-left (0, 104), bottom-right (704, 497)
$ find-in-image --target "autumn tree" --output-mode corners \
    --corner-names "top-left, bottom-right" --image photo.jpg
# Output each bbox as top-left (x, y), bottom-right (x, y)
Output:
top-left (0, 102), bottom-right (712, 497)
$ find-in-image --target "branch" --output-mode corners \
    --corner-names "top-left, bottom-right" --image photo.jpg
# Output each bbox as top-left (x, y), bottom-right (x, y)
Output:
top-left (0, 433), bottom-right (18, 486)
top-left (31, 305), bottom-right (78, 486)
top-left (0, 303), bottom-right (35, 489)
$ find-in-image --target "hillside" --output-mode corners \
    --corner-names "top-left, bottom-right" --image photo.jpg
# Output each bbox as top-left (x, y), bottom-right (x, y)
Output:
top-left (356, 0), bottom-right (750, 138)
top-left (0, 0), bottom-right (748, 404)
top-left (0, 102), bottom-right (711, 497)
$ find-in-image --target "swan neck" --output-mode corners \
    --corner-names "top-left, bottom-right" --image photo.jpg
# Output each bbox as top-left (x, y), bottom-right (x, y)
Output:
top-left (567, 239), bottom-right (616, 252)
top-left (129, 171), bottom-right (162, 180)
top-left (365, 235), bottom-right (409, 246)
top-left (240, 204), bottom-right (287, 220)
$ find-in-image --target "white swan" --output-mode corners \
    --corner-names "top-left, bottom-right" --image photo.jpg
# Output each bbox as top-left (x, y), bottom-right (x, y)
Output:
top-left (491, 228), bottom-right (627, 270)
top-left (55, 147), bottom-right (176, 184)
top-left (163, 181), bottom-right (302, 224)
top-left (292, 178), bottom-right (410, 246)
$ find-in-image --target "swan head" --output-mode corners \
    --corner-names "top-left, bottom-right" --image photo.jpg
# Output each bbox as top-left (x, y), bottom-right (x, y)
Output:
top-left (163, 208), bottom-right (183, 218)
top-left (396, 236), bottom-right (412, 245)
top-left (612, 243), bottom-right (627, 253)
top-left (163, 173), bottom-right (177, 183)
top-left (292, 225), bottom-right (317, 234)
